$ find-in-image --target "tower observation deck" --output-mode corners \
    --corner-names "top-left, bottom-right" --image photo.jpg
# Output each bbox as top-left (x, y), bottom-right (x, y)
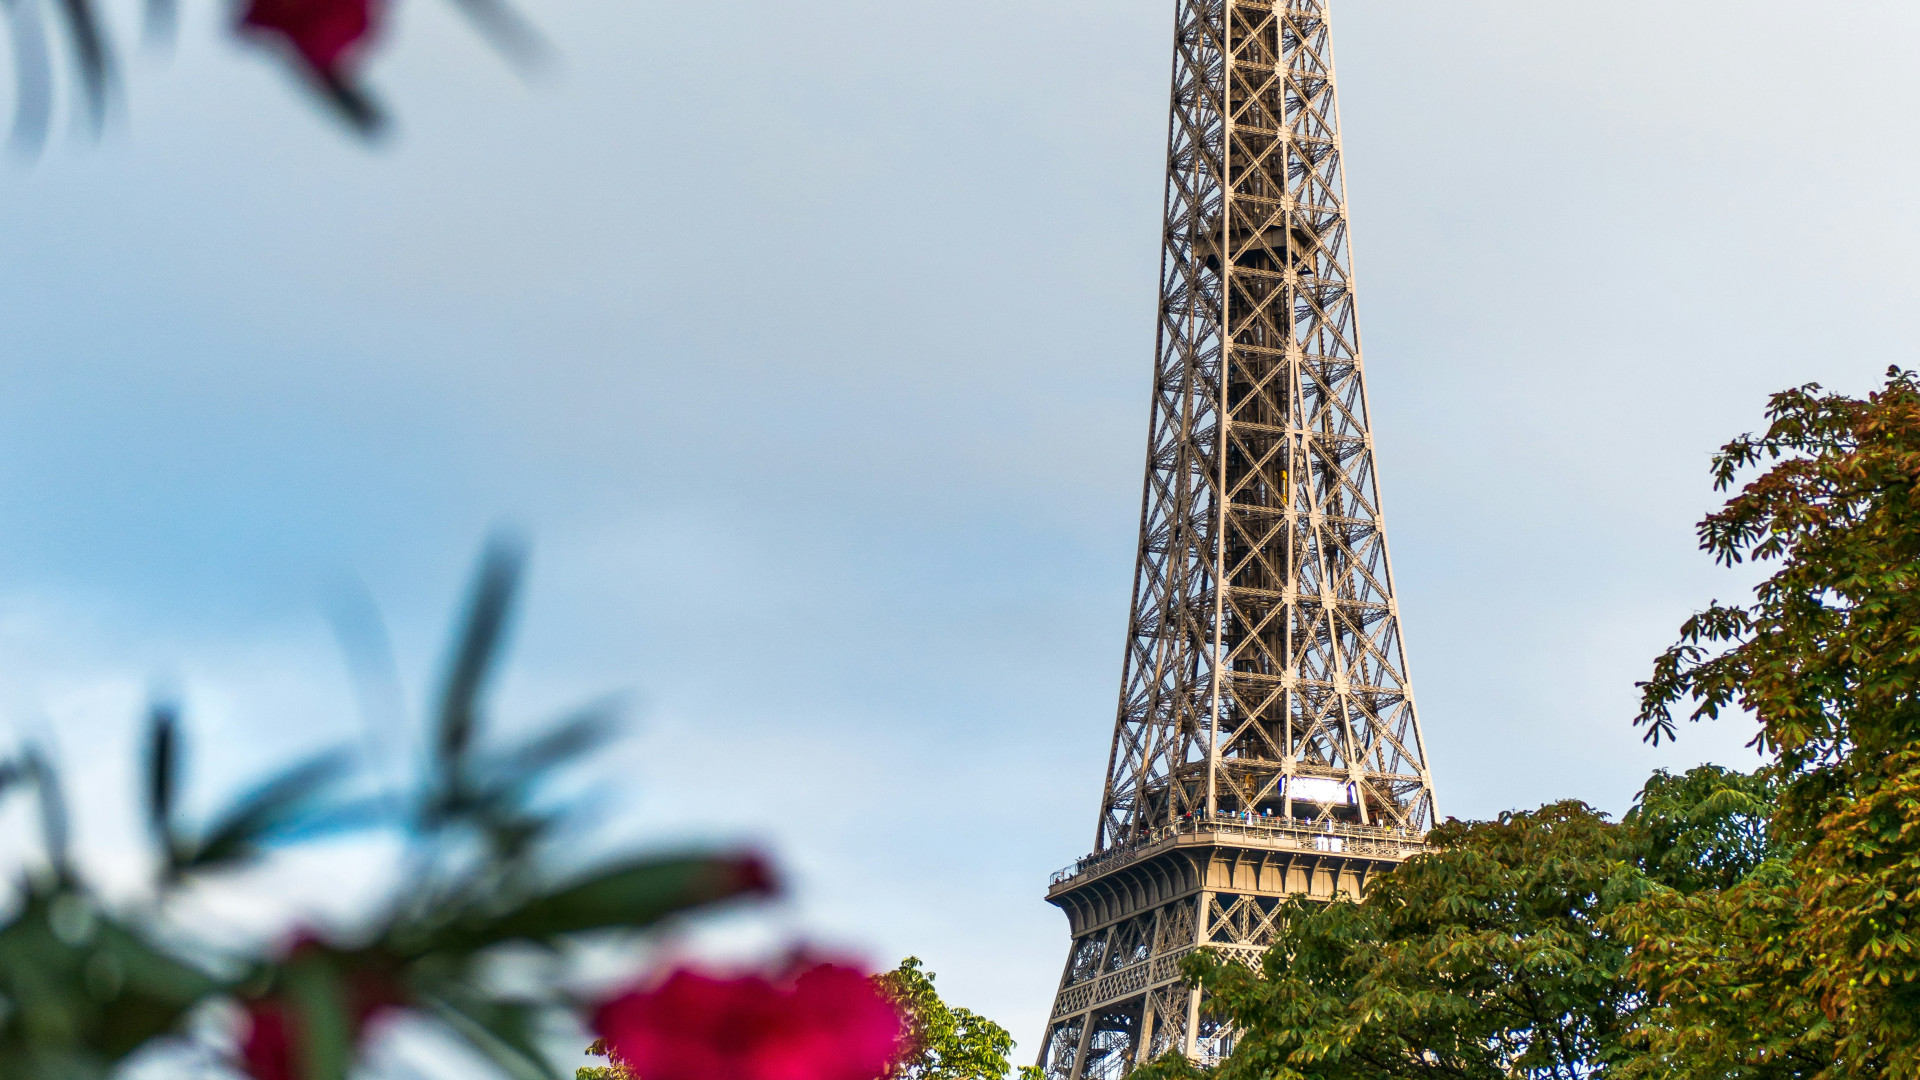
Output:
top-left (1037, 2), bottom-right (1437, 1074)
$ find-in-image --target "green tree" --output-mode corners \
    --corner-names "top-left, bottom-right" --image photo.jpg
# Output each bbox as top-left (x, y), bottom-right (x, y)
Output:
top-left (1636, 367), bottom-right (1920, 1078)
top-left (1133, 766), bottom-right (1777, 1080)
top-left (1608, 766), bottom-right (1839, 1079)
top-left (1138, 370), bottom-right (1920, 1080)
top-left (578, 1039), bottom-right (634, 1080)
top-left (878, 957), bottom-right (1034, 1080)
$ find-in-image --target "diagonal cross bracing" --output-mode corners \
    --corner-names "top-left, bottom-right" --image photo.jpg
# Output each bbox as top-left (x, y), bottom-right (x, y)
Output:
top-left (1099, 0), bottom-right (1433, 855)
top-left (1041, 2), bottom-right (1440, 1075)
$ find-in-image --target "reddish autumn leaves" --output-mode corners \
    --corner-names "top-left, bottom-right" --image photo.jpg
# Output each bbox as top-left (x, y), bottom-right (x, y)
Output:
top-left (594, 962), bottom-right (906, 1080)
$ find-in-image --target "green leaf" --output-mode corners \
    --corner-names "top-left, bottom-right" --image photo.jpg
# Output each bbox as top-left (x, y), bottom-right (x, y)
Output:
top-left (24, 748), bottom-right (72, 880)
top-left (285, 955), bottom-right (354, 1080)
top-left (0, 891), bottom-right (222, 1069)
top-left (144, 703), bottom-right (178, 862)
top-left (182, 751), bottom-right (351, 874)
top-left (485, 703), bottom-right (615, 790)
top-left (456, 854), bottom-right (771, 946)
top-left (420, 986), bottom-right (560, 1080)
top-left (432, 533), bottom-right (525, 808)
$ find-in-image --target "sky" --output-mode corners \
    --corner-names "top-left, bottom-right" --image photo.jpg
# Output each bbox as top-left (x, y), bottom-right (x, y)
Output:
top-left (4, 0), bottom-right (1920, 1060)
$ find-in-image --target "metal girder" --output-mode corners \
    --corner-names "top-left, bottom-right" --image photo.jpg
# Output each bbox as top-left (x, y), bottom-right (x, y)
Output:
top-left (1041, 1), bottom-right (1438, 1074)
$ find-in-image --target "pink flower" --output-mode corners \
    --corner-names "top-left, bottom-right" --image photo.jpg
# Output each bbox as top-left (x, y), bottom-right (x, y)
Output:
top-left (594, 961), bottom-right (904, 1080)
top-left (239, 0), bottom-right (382, 77)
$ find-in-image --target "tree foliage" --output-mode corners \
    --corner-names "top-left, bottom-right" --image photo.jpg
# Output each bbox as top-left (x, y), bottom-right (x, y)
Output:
top-left (1635, 367), bottom-right (1920, 1077)
top-left (1144, 369), bottom-right (1920, 1080)
top-left (876, 957), bottom-right (1025, 1080)
top-left (578, 1039), bottom-right (634, 1080)
top-left (1134, 767), bottom-right (1773, 1080)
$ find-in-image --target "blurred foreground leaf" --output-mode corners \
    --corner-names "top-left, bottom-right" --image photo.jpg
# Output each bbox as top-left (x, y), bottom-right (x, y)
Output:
top-left (0, 533), bottom-right (778, 1080)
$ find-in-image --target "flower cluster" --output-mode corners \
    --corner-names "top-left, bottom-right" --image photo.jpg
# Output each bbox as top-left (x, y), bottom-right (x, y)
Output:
top-left (593, 961), bottom-right (905, 1080)
top-left (230, 946), bottom-right (906, 1080)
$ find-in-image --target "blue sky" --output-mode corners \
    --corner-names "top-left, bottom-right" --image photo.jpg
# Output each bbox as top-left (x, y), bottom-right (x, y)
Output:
top-left (5, 0), bottom-right (1920, 1057)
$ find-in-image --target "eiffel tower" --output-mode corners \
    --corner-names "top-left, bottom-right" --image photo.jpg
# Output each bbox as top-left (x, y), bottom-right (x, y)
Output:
top-left (1037, 2), bottom-right (1437, 1074)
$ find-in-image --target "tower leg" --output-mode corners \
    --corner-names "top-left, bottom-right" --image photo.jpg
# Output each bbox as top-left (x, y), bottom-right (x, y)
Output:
top-left (1071, 1019), bottom-right (1093, 1080)
top-left (1133, 1003), bottom-right (1155, 1066)
top-left (1182, 984), bottom-right (1200, 1058)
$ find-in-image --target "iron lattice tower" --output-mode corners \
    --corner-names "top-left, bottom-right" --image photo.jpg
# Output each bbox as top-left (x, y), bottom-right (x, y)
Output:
top-left (1038, 1), bottom-right (1437, 1074)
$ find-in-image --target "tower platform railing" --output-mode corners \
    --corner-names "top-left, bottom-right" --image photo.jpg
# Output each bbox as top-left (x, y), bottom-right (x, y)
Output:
top-left (1049, 813), bottom-right (1428, 888)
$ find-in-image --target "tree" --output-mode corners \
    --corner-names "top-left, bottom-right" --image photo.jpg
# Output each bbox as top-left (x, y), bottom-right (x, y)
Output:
top-left (1141, 370), bottom-right (1920, 1080)
top-left (1608, 768), bottom-right (1838, 1080)
top-left (1133, 766), bottom-right (1778, 1080)
top-left (577, 1040), bottom-right (634, 1080)
top-left (875, 958), bottom-right (1033, 1080)
top-left (1636, 367), bottom-right (1920, 1078)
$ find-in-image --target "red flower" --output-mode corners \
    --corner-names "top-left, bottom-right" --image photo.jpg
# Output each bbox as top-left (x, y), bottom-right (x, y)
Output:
top-left (236, 937), bottom-right (407, 1080)
top-left (238, 0), bottom-right (382, 76)
top-left (725, 852), bottom-right (780, 899)
top-left (240, 999), bottom-right (297, 1080)
top-left (594, 961), bottom-right (904, 1080)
